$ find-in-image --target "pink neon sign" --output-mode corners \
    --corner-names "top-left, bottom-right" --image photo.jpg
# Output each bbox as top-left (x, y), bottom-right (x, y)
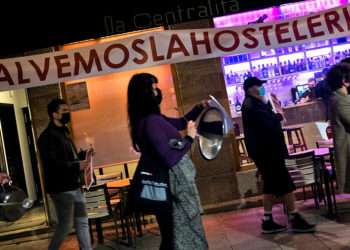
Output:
top-left (280, 0), bottom-right (346, 19)
top-left (213, 7), bottom-right (279, 28)
top-left (214, 0), bottom-right (347, 28)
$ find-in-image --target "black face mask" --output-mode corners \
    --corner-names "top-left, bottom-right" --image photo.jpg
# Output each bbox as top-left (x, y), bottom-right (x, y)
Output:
top-left (154, 88), bottom-right (163, 105)
top-left (60, 112), bottom-right (71, 124)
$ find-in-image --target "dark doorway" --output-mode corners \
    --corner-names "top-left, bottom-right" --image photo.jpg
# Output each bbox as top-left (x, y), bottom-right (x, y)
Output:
top-left (0, 104), bottom-right (27, 194)
top-left (22, 107), bottom-right (42, 199)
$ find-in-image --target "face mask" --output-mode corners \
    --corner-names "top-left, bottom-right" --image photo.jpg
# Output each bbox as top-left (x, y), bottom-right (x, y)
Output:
top-left (60, 112), bottom-right (71, 124)
top-left (258, 86), bottom-right (266, 97)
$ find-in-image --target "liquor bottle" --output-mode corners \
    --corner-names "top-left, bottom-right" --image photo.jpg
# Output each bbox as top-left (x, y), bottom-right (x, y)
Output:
top-left (335, 52), bottom-right (340, 63)
top-left (321, 56), bottom-right (326, 68)
top-left (239, 73), bottom-right (243, 83)
top-left (308, 58), bottom-right (313, 70)
top-left (225, 73), bottom-right (230, 84)
top-left (289, 60), bottom-right (295, 73)
top-left (235, 95), bottom-right (242, 113)
top-left (243, 72), bottom-right (247, 81)
top-left (266, 64), bottom-right (270, 78)
top-left (301, 58), bottom-right (307, 71)
top-left (342, 51), bottom-right (347, 59)
top-left (257, 65), bottom-right (261, 78)
top-left (228, 70), bottom-right (235, 84)
top-left (283, 62), bottom-right (288, 75)
top-left (316, 57), bottom-right (321, 69)
top-left (265, 64), bottom-right (270, 78)
top-left (233, 73), bottom-right (237, 84)
top-left (287, 60), bottom-right (292, 73)
top-left (296, 59), bottom-right (300, 72)
top-left (261, 64), bottom-right (265, 78)
top-left (269, 63), bottom-right (274, 78)
top-left (292, 61), bottom-right (297, 73)
top-left (279, 62), bottom-right (284, 75)
top-left (325, 56), bottom-right (330, 67)
top-left (274, 63), bottom-right (280, 76)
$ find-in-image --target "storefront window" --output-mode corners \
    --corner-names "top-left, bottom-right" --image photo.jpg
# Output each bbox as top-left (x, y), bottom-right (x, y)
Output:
top-left (61, 27), bottom-right (179, 178)
top-left (214, 0), bottom-right (348, 171)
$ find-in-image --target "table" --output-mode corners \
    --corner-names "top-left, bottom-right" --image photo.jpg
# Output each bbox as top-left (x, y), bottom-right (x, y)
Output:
top-left (290, 148), bottom-right (330, 157)
top-left (107, 178), bottom-right (141, 245)
top-left (107, 178), bottom-right (131, 189)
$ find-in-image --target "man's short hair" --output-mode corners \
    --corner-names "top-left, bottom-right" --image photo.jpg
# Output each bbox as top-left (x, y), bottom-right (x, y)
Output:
top-left (47, 98), bottom-right (67, 119)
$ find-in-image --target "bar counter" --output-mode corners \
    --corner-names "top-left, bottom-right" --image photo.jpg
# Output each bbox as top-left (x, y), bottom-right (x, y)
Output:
top-left (233, 100), bottom-right (327, 132)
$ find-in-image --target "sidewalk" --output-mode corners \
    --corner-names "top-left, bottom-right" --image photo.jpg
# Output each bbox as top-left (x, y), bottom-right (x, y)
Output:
top-left (2, 197), bottom-right (350, 250)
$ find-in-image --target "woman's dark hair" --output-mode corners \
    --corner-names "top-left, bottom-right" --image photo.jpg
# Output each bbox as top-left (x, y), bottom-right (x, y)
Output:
top-left (47, 98), bottom-right (66, 119)
top-left (127, 73), bottom-right (160, 151)
top-left (326, 63), bottom-right (350, 91)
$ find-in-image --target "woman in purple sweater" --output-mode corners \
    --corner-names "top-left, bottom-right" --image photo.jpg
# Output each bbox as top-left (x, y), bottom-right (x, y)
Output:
top-left (127, 73), bottom-right (208, 250)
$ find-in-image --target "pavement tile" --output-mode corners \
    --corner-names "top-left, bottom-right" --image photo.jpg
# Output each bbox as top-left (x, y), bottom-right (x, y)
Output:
top-left (3, 197), bottom-right (350, 249)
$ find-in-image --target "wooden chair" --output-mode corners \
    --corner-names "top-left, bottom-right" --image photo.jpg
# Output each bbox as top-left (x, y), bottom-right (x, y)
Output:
top-left (84, 184), bottom-right (118, 244)
top-left (95, 172), bottom-right (123, 185)
top-left (283, 125), bottom-right (308, 153)
top-left (235, 134), bottom-right (252, 165)
top-left (94, 172), bottom-right (123, 200)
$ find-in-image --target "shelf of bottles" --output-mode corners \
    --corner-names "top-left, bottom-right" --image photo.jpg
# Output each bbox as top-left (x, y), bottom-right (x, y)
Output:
top-left (223, 38), bottom-right (350, 118)
top-left (214, 0), bottom-right (349, 118)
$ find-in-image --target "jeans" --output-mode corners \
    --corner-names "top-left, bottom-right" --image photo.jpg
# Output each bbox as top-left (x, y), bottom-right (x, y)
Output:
top-left (49, 189), bottom-right (92, 250)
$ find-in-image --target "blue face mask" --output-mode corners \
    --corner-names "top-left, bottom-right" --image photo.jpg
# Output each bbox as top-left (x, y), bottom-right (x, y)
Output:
top-left (258, 86), bottom-right (266, 97)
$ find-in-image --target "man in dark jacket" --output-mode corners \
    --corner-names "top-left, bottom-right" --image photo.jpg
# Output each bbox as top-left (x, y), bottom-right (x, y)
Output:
top-left (38, 99), bottom-right (92, 250)
top-left (242, 77), bottom-right (315, 234)
top-left (315, 68), bottom-right (332, 121)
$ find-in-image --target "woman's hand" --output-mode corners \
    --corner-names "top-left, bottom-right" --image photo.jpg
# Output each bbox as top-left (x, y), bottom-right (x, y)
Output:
top-left (187, 120), bottom-right (197, 139)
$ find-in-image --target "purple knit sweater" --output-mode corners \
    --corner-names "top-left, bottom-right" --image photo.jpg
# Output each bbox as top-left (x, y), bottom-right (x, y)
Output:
top-left (137, 105), bottom-right (204, 168)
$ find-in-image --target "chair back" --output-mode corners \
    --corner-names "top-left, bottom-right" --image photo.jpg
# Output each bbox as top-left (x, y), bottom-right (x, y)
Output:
top-left (84, 184), bottom-right (112, 220)
top-left (316, 139), bottom-right (334, 148)
top-left (95, 172), bottom-right (123, 185)
top-left (286, 151), bottom-right (316, 188)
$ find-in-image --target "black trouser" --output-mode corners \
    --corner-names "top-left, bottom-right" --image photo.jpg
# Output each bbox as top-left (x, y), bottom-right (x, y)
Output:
top-left (155, 209), bottom-right (173, 250)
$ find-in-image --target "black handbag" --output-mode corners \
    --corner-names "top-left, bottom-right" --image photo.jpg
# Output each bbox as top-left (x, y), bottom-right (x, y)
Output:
top-left (128, 159), bottom-right (172, 214)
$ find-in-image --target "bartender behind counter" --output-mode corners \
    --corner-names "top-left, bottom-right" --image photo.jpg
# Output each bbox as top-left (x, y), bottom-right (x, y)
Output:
top-left (297, 78), bottom-right (317, 104)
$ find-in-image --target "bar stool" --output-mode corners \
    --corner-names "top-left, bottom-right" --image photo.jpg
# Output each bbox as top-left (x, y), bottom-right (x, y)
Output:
top-left (283, 125), bottom-right (308, 153)
top-left (235, 134), bottom-right (252, 165)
